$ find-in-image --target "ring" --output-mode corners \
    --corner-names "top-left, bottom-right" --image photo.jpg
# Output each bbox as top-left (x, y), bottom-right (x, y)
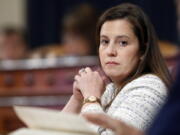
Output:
top-left (79, 68), bottom-right (86, 73)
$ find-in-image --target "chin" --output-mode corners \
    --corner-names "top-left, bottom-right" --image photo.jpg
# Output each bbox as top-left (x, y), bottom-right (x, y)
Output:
top-left (105, 71), bottom-right (120, 79)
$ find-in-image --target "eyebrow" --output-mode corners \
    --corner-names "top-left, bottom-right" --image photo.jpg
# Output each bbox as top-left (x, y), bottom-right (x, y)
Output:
top-left (116, 35), bottom-right (130, 39)
top-left (100, 35), bottom-right (108, 39)
top-left (100, 35), bottom-right (130, 39)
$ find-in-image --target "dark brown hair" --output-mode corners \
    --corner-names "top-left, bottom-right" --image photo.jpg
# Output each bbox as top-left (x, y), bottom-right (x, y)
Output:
top-left (96, 3), bottom-right (172, 88)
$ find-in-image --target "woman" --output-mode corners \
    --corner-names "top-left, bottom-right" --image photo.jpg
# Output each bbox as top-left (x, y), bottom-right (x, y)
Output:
top-left (62, 3), bottom-right (172, 135)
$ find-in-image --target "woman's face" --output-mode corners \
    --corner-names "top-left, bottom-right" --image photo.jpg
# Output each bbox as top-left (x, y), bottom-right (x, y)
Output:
top-left (99, 19), bottom-right (141, 85)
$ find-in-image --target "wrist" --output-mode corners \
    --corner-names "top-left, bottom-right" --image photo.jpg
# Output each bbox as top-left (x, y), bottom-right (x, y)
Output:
top-left (62, 95), bottom-right (82, 114)
top-left (71, 95), bottom-right (83, 105)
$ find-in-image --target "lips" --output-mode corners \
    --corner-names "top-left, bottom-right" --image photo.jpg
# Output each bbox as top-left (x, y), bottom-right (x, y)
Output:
top-left (106, 61), bottom-right (119, 65)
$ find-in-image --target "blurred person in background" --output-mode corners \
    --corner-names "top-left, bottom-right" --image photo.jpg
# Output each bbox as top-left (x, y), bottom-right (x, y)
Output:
top-left (158, 40), bottom-right (180, 78)
top-left (30, 3), bottom-right (98, 58)
top-left (60, 3), bottom-right (98, 56)
top-left (0, 26), bottom-right (28, 60)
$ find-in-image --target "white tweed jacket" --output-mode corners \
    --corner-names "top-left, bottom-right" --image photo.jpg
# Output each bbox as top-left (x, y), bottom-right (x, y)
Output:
top-left (81, 74), bottom-right (168, 135)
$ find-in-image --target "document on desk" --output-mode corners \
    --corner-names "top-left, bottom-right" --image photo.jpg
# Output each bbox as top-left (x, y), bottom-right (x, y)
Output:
top-left (9, 106), bottom-right (98, 135)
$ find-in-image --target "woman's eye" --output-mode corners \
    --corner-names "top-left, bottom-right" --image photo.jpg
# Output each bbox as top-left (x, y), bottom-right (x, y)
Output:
top-left (100, 39), bottom-right (109, 45)
top-left (119, 41), bottom-right (128, 47)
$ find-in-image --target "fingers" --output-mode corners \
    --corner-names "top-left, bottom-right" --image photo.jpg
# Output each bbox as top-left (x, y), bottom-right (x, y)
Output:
top-left (83, 113), bottom-right (120, 131)
top-left (73, 81), bottom-right (78, 87)
top-left (78, 67), bottom-right (93, 77)
top-left (74, 75), bottom-right (80, 82)
top-left (76, 67), bottom-right (92, 81)
top-left (84, 67), bottom-right (92, 73)
top-left (78, 68), bottom-right (86, 74)
top-left (84, 113), bottom-right (142, 135)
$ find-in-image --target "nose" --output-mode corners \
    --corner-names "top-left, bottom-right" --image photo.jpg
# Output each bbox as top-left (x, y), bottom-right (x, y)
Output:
top-left (106, 43), bottom-right (117, 56)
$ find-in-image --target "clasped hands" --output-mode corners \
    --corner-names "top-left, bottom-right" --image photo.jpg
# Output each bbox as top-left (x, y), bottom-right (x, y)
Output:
top-left (73, 67), bottom-right (105, 103)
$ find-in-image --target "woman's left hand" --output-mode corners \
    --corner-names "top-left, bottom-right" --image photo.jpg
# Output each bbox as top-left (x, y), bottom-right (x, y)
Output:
top-left (74, 67), bottom-right (105, 98)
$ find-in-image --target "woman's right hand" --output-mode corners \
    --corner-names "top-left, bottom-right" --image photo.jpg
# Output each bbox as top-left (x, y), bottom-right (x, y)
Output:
top-left (72, 81), bottom-right (84, 103)
top-left (62, 81), bottom-right (83, 113)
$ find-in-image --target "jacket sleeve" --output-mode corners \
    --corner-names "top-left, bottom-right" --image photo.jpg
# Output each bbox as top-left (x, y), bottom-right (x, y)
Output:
top-left (109, 75), bottom-right (168, 131)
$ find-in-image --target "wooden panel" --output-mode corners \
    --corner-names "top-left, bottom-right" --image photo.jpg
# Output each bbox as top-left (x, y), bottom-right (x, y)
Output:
top-left (0, 56), bottom-right (99, 133)
top-left (0, 68), bottom-right (80, 96)
top-left (0, 56), bottom-right (99, 96)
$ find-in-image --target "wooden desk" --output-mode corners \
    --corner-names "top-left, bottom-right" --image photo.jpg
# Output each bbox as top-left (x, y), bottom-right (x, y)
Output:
top-left (0, 56), bottom-right (99, 134)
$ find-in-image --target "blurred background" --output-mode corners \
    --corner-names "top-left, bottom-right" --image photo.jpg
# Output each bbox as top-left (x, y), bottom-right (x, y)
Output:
top-left (0, 0), bottom-right (179, 58)
top-left (0, 0), bottom-right (179, 134)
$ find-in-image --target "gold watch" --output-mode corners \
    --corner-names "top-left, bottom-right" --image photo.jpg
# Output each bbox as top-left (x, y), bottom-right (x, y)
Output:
top-left (83, 96), bottom-right (101, 105)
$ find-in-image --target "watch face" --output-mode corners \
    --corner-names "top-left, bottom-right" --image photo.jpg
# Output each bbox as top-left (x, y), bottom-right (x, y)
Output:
top-left (89, 96), bottom-right (97, 101)
top-left (83, 96), bottom-right (101, 105)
